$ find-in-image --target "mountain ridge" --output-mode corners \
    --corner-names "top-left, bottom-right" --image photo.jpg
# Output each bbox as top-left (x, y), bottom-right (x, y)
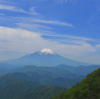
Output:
top-left (51, 68), bottom-right (100, 99)
top-left (2, 48), bottom-right (90, 67)
top-left (0, 72), bottom-right (68, 99)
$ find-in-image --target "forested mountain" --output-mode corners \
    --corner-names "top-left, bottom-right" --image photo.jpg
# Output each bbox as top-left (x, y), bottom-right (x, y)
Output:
top-left (0, 72), bottom-right (68, 99)
top-left (19, 86), bottom-right (67, 99)
top-left (10, 65), bottom-right (84, 88)
top-left (11, 65), bottom-right (83, 79)
top-left (0, 65), bottom-right (100, 88)
top-left (0, 64), bottom-right (100, 77)
top-left (51, 68), bottom-right (100, 99)
top-left (0, 64), bottom-right (100, 99)
top-left (0, 73), bottom-right (39, 99)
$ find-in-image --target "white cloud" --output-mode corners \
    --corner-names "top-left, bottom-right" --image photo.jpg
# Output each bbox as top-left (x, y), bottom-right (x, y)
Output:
top-left (33, 19), bottom-right (73, 27)
top-left (0, 4), bottom-right (25, 12)
top-left (57, 0), bottom-right (78, 4)
top-left (15, 18), bottom-right (73, 28)
top-left (95, 44), bottom-right (100, 48)
top-left (29, 7), bottom-right (38, 15)
top-left (16, 23), bottom-right (52, 30)
top-left (0, 26), bottom-right (95, 56)
top-left (0, 4), bottom-right (38, 15)
top-left (43, 34), bottom-right (95, 41)
top-left (53, 43), bottom-right (95, 55)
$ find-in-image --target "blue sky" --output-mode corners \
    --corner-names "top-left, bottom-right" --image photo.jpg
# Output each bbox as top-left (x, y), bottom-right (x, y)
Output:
top-left (0, 0), bottom-right (100, 64)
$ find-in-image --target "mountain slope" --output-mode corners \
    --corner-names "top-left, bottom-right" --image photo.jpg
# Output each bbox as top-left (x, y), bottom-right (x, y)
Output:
top-left (0, 63), bottom-right (17, 69)
top-left (3, 48), bottom-right (90, 66)
top-left (10, 65), bottom-right (84, 88)
top-left (55, 64), bottom-right (100, 76)
top-left (0, 64), bottom-right (99, 88)
top-left (0, 72), bottom-right (68, 99)
top-left (0, 73), bottom-right (40, 99)
top-left (11, 65), bottom-right (84, 79)
top-left (51, 68), bottom-right (100, 99)
top-left (19, 86), bottom-right (67, 99)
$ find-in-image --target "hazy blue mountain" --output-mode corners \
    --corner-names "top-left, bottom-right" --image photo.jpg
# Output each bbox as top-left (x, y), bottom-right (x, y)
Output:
top-left (0, 68), bottom-right (9, 76)
top-left (0, 65), bottom-right (85, 88)
top-left (0, 63), bottom-right (17, 76)
top-left (3, 48), bottom-right (90, 67)
top-left (8, 65), bottom-right (100, 87)
top-left (11, 65), bottom-right (84, 79)
top-left (0, 64), bottom-right (99, 88)
top-left (0, 63), bottom-right (17, 69)
top-left (8, 65), bottom-right (84, 88)
top-left (55, 64), bottom-right (100, 76)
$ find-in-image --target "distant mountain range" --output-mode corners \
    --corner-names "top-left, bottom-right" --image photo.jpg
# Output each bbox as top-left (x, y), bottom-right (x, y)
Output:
top-left (0, 64), bottom-right (100, 88)
top-left (0, 49), bottom-right (99, 99)
top-left (0, 58), bottom-right (100, 99)
top-left (2, 48), bottom-right (90, 67)
top-left (0, 65), bottom-right (99, 99)
top-left (55, 64), bottom-right (100, 76)
top-left (0, 65), bottom-right (85, 88)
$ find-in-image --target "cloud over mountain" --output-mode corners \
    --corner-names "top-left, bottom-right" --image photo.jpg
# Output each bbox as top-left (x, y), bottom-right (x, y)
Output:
top-left (0, 26), bottom-right (95, 56)
top-left (0, 0), bottom-right (100, 64)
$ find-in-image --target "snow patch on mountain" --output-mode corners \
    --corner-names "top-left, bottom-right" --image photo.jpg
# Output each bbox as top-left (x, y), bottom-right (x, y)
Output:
top-left (40, 48), bottom-right (55, 55)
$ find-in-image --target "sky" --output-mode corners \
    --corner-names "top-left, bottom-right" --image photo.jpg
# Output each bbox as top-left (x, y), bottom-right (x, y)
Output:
top-left (0, 0), bottom-right (100, 64)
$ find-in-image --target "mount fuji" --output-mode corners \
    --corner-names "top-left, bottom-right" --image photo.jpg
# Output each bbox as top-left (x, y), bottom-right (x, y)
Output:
top-left (3, 48), bottom-right (90, 67)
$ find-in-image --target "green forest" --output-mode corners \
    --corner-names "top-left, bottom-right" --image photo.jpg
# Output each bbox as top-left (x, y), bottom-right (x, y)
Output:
top-left (51, 68), bottom-right (100, 99)
top-left (0, 66), bottom-right (100, 99)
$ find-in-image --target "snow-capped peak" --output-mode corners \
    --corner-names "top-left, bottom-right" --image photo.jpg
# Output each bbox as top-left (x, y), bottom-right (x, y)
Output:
top-left (40, 48), bottom-right (55, 55)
